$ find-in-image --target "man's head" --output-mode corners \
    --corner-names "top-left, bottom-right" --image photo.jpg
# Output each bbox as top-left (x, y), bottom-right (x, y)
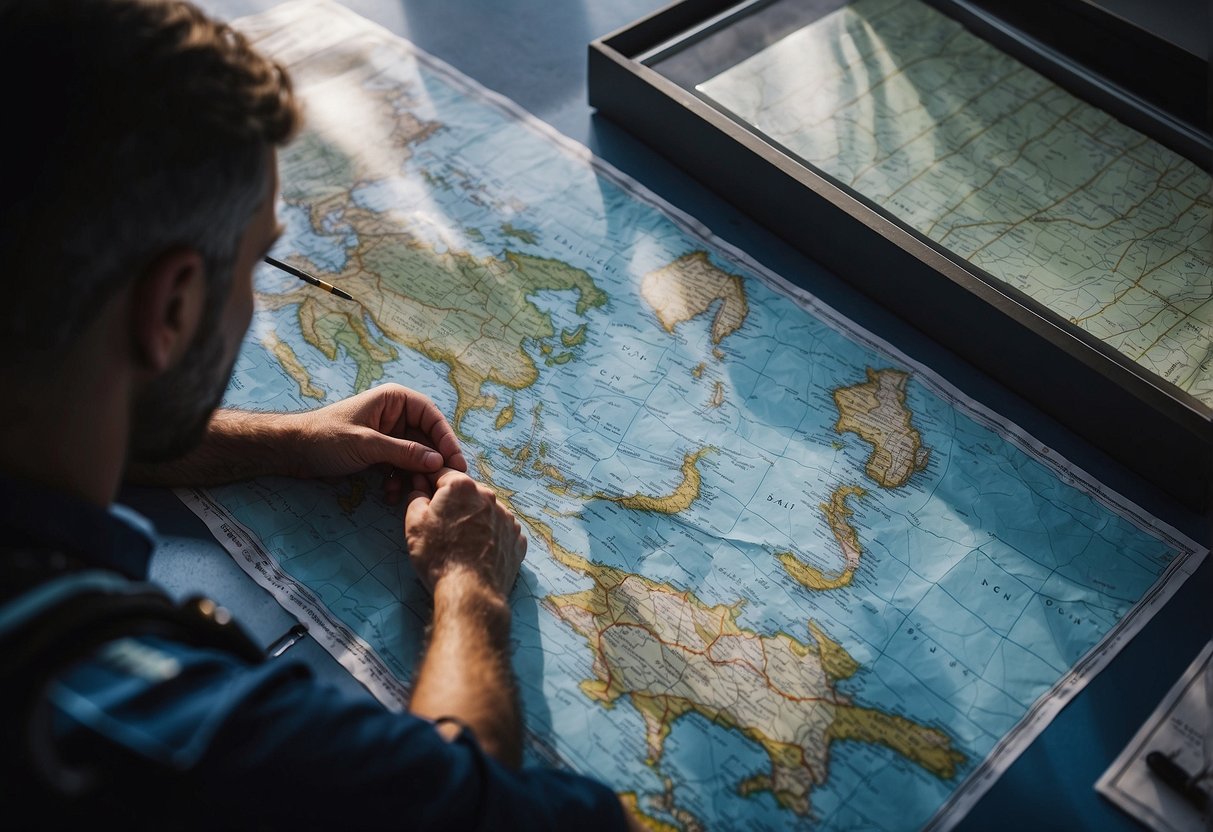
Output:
top-left (1, 0), bottom-right (300, 460)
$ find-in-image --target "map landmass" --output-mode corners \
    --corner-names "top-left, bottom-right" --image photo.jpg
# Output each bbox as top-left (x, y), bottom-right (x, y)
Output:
top-left (834, 368), bottom-right (930, 488)
top-left (594, 448), bottom-right (714, 514)
top-left (543, 545), bottom-right (964, 815)
top-left (620, 793), bottom-right (682, 832)
top-left (641, 251), bottom-right (750, 345)
top-left (262, 329), bottom-right (326, 400)
top-left (778, 484), bottom-right (868, 591)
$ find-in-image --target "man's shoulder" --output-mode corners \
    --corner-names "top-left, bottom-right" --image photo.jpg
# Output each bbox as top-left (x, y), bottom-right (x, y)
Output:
top-left (51, 628), bottom-right (310, 763)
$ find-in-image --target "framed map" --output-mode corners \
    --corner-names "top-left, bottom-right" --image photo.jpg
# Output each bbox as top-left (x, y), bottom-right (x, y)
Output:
top-left (589, 0), bottom-right (1213, 509)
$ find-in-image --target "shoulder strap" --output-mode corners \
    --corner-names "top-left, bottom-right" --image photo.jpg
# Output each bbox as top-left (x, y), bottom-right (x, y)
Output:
top-left (0, 547), bottom-right (265, 801)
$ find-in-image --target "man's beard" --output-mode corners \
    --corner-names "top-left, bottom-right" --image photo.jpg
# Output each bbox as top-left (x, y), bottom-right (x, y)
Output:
top-left (128, 313), bottom-right (237, 464)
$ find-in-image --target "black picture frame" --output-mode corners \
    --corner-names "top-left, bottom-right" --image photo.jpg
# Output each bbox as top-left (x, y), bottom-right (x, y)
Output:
top-left (588, 0), bottom-right (1213, 509)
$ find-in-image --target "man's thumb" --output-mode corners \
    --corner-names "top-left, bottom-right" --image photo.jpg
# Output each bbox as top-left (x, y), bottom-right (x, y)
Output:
top-left (380, 435), bottom-right (444, 473)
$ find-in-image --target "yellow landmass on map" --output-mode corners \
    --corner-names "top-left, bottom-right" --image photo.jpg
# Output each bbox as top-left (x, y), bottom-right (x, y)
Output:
top-left (506, 405), bottom-right (545, 477)
top-left (495, 404), bottom-right (515, 430)
top-left (619, 794), bottom-right (680, 832)
top-left (834, 368), bottom-right (930, 488)
top-left (808, 620), bottom-right (860, 681)
top-left (261, 330), bottom-right (326, 400)
top-left (629, 778), bottom-right (705, 832)
top-left (545, 569), bottom-right (962, 815)
top-left (777, 485), bottom-right (867, 591)
top-left (501, 222), bottom-right (537, 245)
top-left (691, 362), bottom-right (706, 380)
top-left (533, 460), bottom-right (567, 483)
top-left (641, 251), bottom-right (749, 345)
top-left (336, 477), bottom-right (368, 514)
top-left (561, 324), bottom-right (587, 347)
top-left (707, 381), bottom-right (725, 409)
top-left (475, 461), bottom-right (964, 816)
top-left (594, 448), bottom-right (713, 514)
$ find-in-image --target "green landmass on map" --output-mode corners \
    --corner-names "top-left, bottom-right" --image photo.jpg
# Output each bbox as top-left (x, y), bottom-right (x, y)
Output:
top-left (268, 88), bottom-right (607, 429)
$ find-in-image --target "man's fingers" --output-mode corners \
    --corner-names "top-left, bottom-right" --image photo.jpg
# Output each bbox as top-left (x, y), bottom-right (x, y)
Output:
top-left (430, 467), bottom-right (471, 490)
top-left (411, 472), bottom-right (429, 496)
top-left (404, 490), bottom-right (431, 532)
top-left (446, 449), bottom-right (468, 473)
top-left (389, 386), bottom-right (467, 473)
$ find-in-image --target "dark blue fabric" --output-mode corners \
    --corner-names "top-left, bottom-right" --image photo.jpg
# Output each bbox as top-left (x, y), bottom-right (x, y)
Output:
top-left (2, 477), bottom-right (625, 830)
top-left (0, 476), bottom-right (156, 580)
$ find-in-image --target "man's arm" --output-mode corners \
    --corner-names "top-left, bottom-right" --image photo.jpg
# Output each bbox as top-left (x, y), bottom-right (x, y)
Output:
top-left (404, 469), bottom-right (527, 765)
top-left (404, 471), bottom-right (647, 831)
top-left (124, 384), bottom-right (466, 496)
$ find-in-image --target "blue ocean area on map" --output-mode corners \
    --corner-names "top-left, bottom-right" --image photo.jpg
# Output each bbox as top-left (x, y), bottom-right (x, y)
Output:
top-left (182, 3), bottom-right (1204, 830)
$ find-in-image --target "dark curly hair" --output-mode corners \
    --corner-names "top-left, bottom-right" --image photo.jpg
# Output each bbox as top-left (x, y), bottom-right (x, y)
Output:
top-left (1, 0), bottom-right (301, 361)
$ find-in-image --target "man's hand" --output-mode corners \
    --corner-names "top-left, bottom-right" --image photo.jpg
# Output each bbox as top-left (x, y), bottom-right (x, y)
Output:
top-left (283, 384), bottom-right (467, 503)
top-left (404, 468), bottom-right (526, 597)
top-left (125, 383), bottom-right (465, 493)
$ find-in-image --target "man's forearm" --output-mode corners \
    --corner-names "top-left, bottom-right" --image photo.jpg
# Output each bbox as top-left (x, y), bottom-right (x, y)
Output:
top-left (124, 409), bottom-right (298, 486)
top-left (408, 570), bottom-right (522, 767)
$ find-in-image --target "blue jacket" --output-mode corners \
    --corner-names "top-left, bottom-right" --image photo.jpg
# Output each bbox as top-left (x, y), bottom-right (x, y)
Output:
top-left (0, 477), bottom-right (625, 830)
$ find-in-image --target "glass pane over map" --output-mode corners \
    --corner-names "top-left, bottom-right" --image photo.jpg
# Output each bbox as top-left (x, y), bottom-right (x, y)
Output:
top-left (664, 0), bottom-right (1213, 404)
top-left (181, 2), bottom-right (1204, 831)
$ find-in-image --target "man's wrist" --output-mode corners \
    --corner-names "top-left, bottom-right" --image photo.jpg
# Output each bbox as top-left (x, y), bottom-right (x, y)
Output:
top-left (431, 568), bottom-right (512, 645)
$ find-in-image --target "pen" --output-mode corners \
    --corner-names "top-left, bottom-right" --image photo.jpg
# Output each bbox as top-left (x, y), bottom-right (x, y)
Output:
top-left (1145, 750), bottom-right (1210, 812)
top-left (263, 255), bottom-right (355, 301)
top-left (265, 623), bottom-right (309, 658)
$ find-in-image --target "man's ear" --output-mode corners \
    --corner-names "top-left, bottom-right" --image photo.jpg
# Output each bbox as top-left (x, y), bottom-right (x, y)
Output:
top-left (130, 247), bottom-right (207, 373)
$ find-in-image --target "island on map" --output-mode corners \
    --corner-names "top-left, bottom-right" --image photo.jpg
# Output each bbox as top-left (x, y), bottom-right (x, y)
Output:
top-left (779, 485), bottom-right (868, 591)
top-left (834, 368), bottom-right (929, 489)
top-left (641, 251), bottom-right (749, 347)
top-left (593, 448), bottom-right (714, 514)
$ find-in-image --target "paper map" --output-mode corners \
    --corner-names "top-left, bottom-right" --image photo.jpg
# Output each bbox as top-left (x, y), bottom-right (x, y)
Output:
top-left (699, 0), bottom-right (1213, 403)
top-left (178, 2), bottom-right (1206, 829)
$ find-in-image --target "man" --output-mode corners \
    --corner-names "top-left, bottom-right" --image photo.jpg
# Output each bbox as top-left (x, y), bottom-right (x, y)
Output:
top-left (0, 0), bottom-right (639, 828)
